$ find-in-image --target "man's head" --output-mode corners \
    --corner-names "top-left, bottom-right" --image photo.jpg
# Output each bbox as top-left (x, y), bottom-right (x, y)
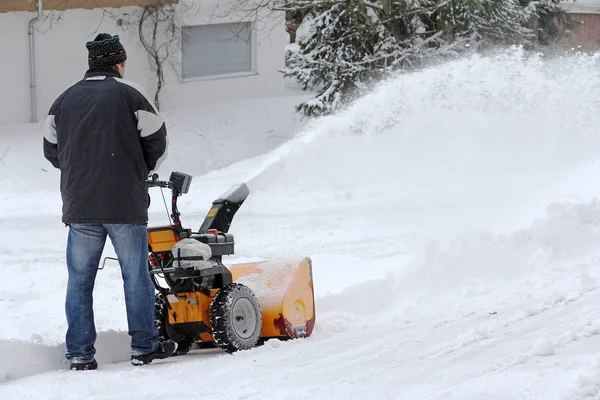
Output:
top-left (85, 33), bottom-right (127, 77)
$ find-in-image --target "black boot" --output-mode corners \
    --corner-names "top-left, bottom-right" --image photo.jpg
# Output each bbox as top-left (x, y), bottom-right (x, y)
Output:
top-left (70, 359), bottom-right (98, 371)
top-left (131, 340), bottom-right (177, 366)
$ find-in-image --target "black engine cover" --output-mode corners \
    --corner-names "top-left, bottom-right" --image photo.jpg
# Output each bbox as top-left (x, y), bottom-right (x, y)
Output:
top-left (191, 232), bottom-right (235, 256)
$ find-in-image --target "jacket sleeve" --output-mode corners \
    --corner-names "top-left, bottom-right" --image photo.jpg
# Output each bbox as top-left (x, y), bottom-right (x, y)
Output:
top-left (137, 111), bottom-right (167, 172)
top-left (43, 101), bottom-right (61, 169)
top-left (126, 84), bottom-right (168, 172)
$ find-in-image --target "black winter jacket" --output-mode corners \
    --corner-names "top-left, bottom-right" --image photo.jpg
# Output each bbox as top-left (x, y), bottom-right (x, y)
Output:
top-left (43, 69), bottom-right (167, 224)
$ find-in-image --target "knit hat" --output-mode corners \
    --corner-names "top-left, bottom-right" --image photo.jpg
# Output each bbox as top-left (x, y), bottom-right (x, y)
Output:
top-left (85, 33), bottom-right (127, 67)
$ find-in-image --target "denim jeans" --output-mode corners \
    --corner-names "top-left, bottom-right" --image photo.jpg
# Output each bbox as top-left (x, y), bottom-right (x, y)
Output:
top-left (64, 223), bottom-right (158, 363)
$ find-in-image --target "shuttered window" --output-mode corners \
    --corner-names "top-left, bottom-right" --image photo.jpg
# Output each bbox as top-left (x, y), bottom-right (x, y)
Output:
top-left (182, 22), bottom-right (253, 79)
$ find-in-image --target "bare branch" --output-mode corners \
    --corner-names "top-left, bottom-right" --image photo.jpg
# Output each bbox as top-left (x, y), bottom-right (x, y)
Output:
top-left (0, 148), bottom-right (9, 165)
top-left (137, 3), bottom-right (191, 110)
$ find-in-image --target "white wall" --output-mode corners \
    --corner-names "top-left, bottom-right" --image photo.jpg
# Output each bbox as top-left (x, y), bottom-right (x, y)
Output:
top-left (0, 12), bottom-right (32, 125)
top-left (0, 1), bottom-right (287, 126)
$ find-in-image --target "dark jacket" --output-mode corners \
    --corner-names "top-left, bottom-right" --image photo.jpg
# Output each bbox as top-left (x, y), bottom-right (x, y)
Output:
top-left (43, 69), bottom-right (167, 224)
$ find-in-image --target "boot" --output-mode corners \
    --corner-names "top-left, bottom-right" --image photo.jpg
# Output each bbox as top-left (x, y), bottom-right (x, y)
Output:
top-left (131, 340), bottom-right (177, 366)
top-left (70, 359), bottom-right (98, 371)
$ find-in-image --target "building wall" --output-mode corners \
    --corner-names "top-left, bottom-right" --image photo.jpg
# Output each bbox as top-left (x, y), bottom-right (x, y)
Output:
top-left (562, 12), bottom-right (600, 51)
top-left (0, 0), bottom-right (286, 125)
top-left (0, 0), bottom-right (177, 13)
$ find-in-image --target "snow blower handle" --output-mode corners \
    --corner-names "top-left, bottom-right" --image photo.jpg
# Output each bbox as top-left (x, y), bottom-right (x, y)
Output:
top-left (146, 172), bottom-right (192, 196)
top-left (146, 173), bottom-right (176, 192)
top-left (146, 172), bottom-right (193, 229)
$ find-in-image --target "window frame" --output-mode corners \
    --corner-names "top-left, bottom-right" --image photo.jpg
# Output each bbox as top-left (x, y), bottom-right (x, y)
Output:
top-left (179, 21), bottom-right (258, 82)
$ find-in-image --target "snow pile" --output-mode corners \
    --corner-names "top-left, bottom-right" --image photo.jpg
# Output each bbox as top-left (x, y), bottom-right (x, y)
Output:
top-left (402, 199), bottom-right (600, 298)
top-left (0, 331), bottom-right (131, 383)
top-left (316, 198), bottom-right (600, 329)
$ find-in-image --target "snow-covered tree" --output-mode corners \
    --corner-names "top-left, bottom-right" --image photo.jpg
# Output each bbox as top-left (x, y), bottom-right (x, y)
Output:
top-left (286, 1), bottom-right (382, 116)
top-left (284, 0), bottom-right (571, 117)
top-left (285, 0), bottom-right (447, 116)
top-left (519, 0), bottom-right (575, 45)
top-left (433, 0), bottom-right (535, 46)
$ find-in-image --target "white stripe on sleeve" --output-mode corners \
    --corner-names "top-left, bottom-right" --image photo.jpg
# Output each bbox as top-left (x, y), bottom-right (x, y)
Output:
top-left (44, 115), bottom-right (58, 144)
top-left (136, 110), bottom-right (164, 138)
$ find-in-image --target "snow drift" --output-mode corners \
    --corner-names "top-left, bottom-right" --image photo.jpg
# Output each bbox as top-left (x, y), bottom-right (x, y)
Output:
top-left (0, 331), bottom-right (130, 383)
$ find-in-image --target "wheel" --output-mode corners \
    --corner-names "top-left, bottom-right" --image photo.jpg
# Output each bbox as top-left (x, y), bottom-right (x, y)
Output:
top-left (210, 283), bottom-right (262, 353)
top-left (154, 292), bottom-right (196, 355)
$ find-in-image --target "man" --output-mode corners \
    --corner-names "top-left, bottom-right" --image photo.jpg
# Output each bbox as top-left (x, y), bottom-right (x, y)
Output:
top-left (43, 33), bottom-right (176, 371)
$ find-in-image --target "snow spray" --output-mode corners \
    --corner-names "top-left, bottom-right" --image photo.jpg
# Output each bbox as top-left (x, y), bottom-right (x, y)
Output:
top-left (237, 47), bottom-right (600, 230)
top-left (242, 120), bottom-right (325, 187)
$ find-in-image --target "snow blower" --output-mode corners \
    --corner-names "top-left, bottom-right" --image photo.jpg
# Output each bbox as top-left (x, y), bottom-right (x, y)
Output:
top-left (144, 172), bottom-right (315, 355)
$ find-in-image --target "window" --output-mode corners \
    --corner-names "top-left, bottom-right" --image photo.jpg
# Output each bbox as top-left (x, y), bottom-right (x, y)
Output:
top-left (181, 22), bottom-right (254, 79)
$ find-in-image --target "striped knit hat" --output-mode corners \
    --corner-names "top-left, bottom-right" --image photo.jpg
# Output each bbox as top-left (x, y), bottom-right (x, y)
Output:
top-left (85, 33), bottom-right (127, 67)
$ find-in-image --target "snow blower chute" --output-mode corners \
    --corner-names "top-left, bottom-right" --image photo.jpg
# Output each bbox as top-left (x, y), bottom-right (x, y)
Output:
top-left (144, 172), bottom-right (315, 355)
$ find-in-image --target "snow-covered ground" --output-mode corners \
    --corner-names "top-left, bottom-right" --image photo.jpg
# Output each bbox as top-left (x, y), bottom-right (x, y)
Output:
top-left (3, 48), bottom-right (600, 398)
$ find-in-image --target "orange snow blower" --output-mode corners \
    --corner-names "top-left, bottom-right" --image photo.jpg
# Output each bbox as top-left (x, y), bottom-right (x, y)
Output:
top-left (145, 172), bottom-right (315, 355)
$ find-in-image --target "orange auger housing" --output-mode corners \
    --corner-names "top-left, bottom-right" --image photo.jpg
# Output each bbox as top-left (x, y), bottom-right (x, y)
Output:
top-left (230, 258), bottom-right (316, 339)
top-left (144, 172), bottom-right (315, 355)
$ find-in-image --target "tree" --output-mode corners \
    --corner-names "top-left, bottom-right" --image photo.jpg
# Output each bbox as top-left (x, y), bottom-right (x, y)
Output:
top-left (284, 0), bottom-right (572, 118)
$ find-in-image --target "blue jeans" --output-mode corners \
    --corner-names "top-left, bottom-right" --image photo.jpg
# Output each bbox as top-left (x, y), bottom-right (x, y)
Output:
top-left (65, 223), bottom-right (158, 363)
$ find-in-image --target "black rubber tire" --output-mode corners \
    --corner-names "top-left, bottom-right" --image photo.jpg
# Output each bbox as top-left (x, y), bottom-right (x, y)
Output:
top-left (154, 292), bottom-right (195, 356)
top-left (210, 283), bottom-right (262, 353)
